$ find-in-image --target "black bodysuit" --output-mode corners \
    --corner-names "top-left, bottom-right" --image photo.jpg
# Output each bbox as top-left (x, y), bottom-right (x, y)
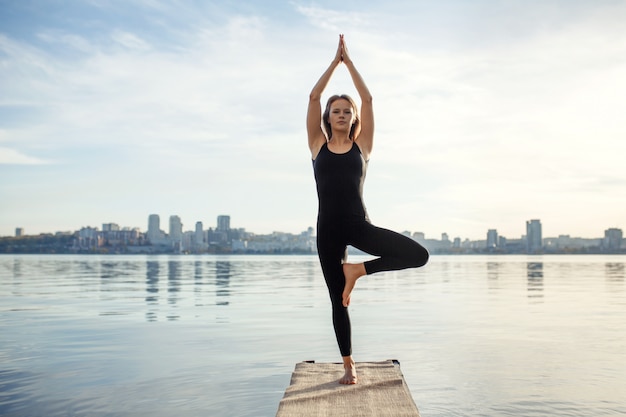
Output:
top-left (313, 141), bottom-right (429, 357)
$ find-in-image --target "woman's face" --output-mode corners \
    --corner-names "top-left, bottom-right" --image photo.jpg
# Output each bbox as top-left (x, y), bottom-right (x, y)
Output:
top-left (329, 99), bottom-right (355, 132)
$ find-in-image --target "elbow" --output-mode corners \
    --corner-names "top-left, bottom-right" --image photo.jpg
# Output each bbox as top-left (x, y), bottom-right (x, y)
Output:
top-left (309, 91), bottom-right (322, 102)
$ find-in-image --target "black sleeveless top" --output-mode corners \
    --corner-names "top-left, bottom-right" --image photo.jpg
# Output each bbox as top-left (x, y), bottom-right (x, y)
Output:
top-left (313, 142), bottom-right (369, 222)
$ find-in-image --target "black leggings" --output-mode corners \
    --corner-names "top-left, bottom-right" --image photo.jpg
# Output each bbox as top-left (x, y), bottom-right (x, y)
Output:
top-left (316, 218), bottom-right (429, 357)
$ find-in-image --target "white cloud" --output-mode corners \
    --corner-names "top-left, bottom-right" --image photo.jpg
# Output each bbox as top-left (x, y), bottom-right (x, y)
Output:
top-left (37, 31), bottom-right (92, 52)
top-left (0, 147), bottom-right (50, 165)
top-left (111, 30), bottom-right (152, 51)
top-left (294, 4), bottom-right (369, 32)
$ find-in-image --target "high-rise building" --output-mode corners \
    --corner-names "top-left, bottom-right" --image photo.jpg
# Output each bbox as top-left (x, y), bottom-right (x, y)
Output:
top-left (217, 215), bottom-right (230, 232)
top-left (526, 219), bottom-right (543, 253)
top-left (195, 221), bottom-right (204, 245)
top-left (441, 232), bottom-right (451, 249)
top-left (487, 229), bottom-right (498, 248)
top-left (147, 214), bottom-right (163, 243)
top-left (604, 228), bottom-right (623, 251)
top-left (169, 215), bottom-right (183, 242)
top-left (15, 228), bottom-right (24, 237)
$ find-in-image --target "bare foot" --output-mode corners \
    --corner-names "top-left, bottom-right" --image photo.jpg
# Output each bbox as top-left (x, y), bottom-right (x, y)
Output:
top-left (339, 362), bottom-right (358, 385)
top-left (342, 263), bottom-right (366, 307)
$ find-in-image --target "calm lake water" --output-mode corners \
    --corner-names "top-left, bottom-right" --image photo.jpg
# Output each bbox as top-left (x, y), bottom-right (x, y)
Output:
top-left (1, 254), bottom-right (625, 417)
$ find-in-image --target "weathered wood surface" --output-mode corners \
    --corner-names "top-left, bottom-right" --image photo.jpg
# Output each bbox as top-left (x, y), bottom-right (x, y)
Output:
top-left (275, 360), bottom-right (420, 417)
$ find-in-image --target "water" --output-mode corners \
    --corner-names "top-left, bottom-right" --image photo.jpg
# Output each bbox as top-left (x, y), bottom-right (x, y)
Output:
top-left (1, 254), bottom-right (624, 417)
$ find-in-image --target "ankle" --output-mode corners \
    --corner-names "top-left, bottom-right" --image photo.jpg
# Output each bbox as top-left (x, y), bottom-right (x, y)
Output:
top-left (342, 357), bottom-right (355, 368)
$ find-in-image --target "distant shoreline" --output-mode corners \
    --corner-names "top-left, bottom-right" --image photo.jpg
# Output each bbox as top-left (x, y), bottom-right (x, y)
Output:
top-left (1, 252), bottom-right (625, 256)
top-left (1, 233), bottom-right (624, 255)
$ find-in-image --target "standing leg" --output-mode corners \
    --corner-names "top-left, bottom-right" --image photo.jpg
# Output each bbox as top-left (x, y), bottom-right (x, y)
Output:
top-left (317, 226), bottom-right (357, 384)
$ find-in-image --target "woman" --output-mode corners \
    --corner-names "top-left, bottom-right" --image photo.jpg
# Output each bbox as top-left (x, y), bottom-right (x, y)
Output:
top-left (307, 35), bottom-right (430, 385)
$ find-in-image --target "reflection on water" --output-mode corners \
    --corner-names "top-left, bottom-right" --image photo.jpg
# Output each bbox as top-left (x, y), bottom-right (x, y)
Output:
top-left (0, 254), bottom-right (624, 417)
top-left (140, 259), bottom-right (234, 321)
top-left (167, 260), bottom-right (180, 321)
top-left (526, 261), bottom-right (544, 299)
top-left (215, 261), bottom-right (231, 305)
top-left (12, 258), bottom-right (22, 279)
top-left (487, 261), bottom-right (499, 280)
top-left (146, 260), bottom-right (159, 322)
top-left (101, 260), bottom-right (115, 279)
top-left (606, 262), bottom-right (624, 281)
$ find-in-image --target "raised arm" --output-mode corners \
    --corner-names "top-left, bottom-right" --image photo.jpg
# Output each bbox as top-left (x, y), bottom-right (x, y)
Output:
top-left (307, 36), bottom-right (343, 159)
top-left (342, 40), bottom-right (374, 161)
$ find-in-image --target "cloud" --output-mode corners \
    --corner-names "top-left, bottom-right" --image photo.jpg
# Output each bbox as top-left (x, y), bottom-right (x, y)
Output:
top-left (111, 30), bottom-right (152, 51)
top-left (294, 4), bottom-right (369, 32)
top-left (37, 31), bottom-right (92, 53)
top-left (0, 147), bottom-right (50, 165)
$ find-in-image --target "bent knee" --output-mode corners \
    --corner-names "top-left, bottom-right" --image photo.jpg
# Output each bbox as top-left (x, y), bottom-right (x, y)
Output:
top-left (412, 246), bottom-right (429, 268)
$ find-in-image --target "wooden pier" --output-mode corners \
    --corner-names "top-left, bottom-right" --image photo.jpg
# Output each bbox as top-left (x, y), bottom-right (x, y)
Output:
top-left (275, 360), bottom-right (420, 417)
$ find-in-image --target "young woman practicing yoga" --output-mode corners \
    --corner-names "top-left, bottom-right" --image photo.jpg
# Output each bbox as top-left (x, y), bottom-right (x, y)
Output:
top-left (307, 34), bottom-right (430, 385)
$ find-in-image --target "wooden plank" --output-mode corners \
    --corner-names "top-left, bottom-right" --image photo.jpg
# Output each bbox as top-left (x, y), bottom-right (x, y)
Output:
top-left (275, 360), bottom-right (420, 417)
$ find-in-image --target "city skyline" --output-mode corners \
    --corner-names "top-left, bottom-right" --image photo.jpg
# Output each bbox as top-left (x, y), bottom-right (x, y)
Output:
top-left (3, 213), bottom-right (622, 255)
top-left (2, 2), bottom-right (625, 240)
top-left (6, 212), bottom-right (623, 244)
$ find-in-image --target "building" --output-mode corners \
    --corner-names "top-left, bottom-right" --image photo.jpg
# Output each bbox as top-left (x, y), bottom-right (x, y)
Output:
top-left (543, 235), bottom-right (601, 251)
top-left (603, 228), bottom-right (623, 251)
top-left (15, 228), bottom-right (24, 237)
top-left (102, 223), bottom-right (120, 232)
top-left (169, 215), bottom-right (183, 242)
top-left (75, 226), bottom-right (102, 250)
top-left (182, 231), bottom-right (195, 252)
top-left (217, 215), bottom-right (230, 232)
top-left (487, 229), bottom-right (498, 248)
top-left (195, 222), bottom-right (204, 246)
top-left (147, 214), bottom-right (166, 244)
top-left (243, 229), bottom-right (315, 253)
top-left (526, 219), bottom-right (543, 253)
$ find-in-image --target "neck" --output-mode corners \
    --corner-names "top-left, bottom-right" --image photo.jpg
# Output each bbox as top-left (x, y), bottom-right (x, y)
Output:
top-left (330, 132), bottom-right (351, 143)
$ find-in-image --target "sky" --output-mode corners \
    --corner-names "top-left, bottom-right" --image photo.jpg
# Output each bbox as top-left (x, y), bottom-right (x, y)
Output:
top-left (1, 0), bottom-right (625, 241)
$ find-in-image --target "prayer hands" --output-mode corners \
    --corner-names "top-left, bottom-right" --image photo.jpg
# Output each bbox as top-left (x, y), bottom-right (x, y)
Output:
top-left (334, 34), bottom-right (352, 65)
